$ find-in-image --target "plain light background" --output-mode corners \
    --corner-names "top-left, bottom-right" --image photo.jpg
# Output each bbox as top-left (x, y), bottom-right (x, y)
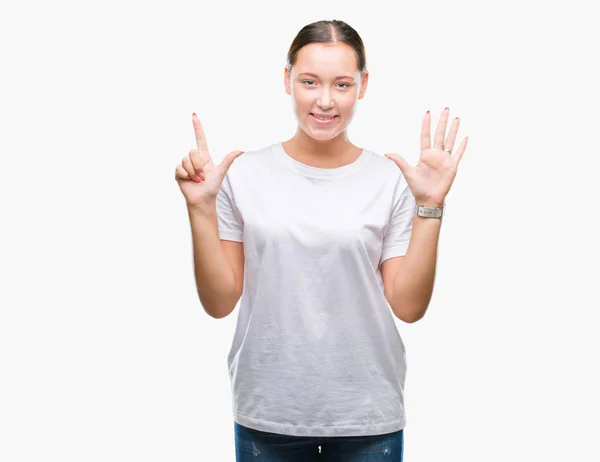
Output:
top-left (1, 0), bottom-right (599, 460)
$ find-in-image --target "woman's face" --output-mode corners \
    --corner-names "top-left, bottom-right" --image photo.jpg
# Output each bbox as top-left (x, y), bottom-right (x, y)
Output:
top-left (284, 42), bottom-right (368, 141)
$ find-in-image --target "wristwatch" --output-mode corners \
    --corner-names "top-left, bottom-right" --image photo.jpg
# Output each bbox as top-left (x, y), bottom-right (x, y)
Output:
top-left (415, 203), bottom-right (445, 218)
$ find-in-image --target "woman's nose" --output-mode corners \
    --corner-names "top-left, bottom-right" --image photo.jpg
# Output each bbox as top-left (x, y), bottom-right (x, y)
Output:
top-left (317, 92), bottom-right (334, 109)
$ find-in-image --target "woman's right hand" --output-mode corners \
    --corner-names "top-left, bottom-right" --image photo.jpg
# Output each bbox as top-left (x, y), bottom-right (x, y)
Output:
top-left (175, 113), bottom-right (244, 210)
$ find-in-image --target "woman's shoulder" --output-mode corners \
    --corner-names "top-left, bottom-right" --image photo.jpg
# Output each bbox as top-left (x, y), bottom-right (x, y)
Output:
top-left (226, 142), bottom-right (276, 165)
top-left (232, 142), bottom-right (277, 164)
top-left (363, 148), bottom-right (406, 181)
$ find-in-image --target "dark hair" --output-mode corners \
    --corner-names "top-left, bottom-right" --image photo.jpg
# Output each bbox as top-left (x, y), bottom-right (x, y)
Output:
top-left (286, 20), bottom-right (367, 75)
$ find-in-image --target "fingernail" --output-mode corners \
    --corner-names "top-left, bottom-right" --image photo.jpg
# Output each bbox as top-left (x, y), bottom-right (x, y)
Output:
top-left (444, 107), bottom-right (449, 111)
top-left (426, 110), bottom-right (430, 115)
top-left (192, 112), bottom-right (196, 117)
top-left (199, 172), bottom-right (205, 180)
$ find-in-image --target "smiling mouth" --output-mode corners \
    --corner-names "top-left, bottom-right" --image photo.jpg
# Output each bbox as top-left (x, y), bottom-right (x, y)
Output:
top-left (310, 113), bottom-right (339, 121)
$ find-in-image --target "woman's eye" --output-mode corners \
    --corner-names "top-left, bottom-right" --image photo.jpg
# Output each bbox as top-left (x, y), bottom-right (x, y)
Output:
top-left (302, 80), bottom-right (350, 89)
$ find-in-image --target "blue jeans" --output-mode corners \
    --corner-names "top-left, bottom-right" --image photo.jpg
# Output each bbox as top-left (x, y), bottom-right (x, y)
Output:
top-left (234, 421), bottom-right (404, 461)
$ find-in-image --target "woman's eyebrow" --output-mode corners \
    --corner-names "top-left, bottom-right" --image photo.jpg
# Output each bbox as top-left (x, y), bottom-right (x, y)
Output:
top-left (298, 72), bottom-right (355, 80)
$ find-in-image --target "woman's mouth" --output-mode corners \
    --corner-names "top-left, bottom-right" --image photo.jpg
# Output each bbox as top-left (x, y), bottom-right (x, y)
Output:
top-left (310, 113), bottom-right (339, 126)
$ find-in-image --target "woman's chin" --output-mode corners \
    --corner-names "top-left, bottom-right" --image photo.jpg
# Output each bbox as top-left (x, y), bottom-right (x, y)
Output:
top-left (300, 124), bottom-right (345, 141)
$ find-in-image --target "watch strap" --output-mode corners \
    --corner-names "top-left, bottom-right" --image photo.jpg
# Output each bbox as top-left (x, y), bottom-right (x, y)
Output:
top-left (415, 203), bottom-right (445, 218)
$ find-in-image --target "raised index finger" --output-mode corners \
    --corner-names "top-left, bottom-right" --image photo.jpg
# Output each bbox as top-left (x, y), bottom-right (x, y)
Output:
top-left (192, 113), bottom-right (210, 157)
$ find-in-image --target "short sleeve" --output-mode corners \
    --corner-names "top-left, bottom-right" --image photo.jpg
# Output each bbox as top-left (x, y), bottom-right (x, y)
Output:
top-left (216, 173), bottom-right (244, 242)
top-left (380, 181), bottom-right (416, 265)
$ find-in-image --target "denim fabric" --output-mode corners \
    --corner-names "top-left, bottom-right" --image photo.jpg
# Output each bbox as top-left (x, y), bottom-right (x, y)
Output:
top-left (234, 421), bottom-right (404, 461)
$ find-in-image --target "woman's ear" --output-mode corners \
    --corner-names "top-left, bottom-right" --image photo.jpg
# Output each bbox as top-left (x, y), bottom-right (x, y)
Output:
top-left (284, 65), bottom-right (292, 95)
top-left (358, 70), bottom-right (369, 100)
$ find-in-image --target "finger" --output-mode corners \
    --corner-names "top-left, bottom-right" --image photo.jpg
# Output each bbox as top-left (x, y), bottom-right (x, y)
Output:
top-left (182, 156), bottom-right (202, 182)
top-left (217, 150), bottom-right (244, 175)
top-left (451, 136), bottom-right (469, 167)
top-left (443, 117), bottom-right (460, 153)
top-left (175, 165), bottom-right (190, 180)
top-left (384, 153), bottom-right (410, 176)
top-left (421, 110), bottom-right (431, 152)
top-left (433, 107), bottom-right (450, 150)
top-left (192, 113), bottom-right (210, 159)
top-left (188, 149), bottom-right (207, 180)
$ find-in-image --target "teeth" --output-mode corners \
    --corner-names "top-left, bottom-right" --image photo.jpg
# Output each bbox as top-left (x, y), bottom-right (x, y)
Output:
top-left (313, 115), bottom-right (333, 120)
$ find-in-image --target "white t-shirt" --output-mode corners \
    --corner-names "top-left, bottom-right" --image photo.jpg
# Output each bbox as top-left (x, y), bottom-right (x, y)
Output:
top-left (216, 142), bottom-right (416, 437)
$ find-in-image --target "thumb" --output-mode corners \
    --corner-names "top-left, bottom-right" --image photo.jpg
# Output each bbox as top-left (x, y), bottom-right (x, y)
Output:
top-left (384, 153), bottom-right (410, 175)
top-left (218, 150), bottom-right (244, 174)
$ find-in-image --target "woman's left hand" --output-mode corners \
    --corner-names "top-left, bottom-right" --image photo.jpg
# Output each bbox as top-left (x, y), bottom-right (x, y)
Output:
top-left (385, 107), bottom-right (469, 207)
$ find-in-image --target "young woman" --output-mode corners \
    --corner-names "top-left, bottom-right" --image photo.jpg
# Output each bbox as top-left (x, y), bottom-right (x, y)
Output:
top-left (175, 19), bottom-right (468, 462)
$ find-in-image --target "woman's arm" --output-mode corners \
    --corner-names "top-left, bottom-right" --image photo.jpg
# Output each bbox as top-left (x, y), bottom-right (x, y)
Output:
top-left (188, 201), bottom-right (242, 319)
top-left (382, 214), bottom-right (442, 323)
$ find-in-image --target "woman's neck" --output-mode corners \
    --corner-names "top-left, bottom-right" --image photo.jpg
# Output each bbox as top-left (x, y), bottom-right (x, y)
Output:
top-left (283, 130), bottom-right (362, 169)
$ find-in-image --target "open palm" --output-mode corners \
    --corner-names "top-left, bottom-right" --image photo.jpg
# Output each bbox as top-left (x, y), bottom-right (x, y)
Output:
top-left (385, 107), bottom-right (469, 207)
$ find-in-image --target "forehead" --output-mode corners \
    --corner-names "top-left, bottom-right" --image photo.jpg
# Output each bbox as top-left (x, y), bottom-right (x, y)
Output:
top-left (293, 42), bottom-right (358, 76)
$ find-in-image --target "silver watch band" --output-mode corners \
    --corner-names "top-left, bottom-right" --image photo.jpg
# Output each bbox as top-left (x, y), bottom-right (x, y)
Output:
top-left (415, 203), bottom-right (445, 218)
